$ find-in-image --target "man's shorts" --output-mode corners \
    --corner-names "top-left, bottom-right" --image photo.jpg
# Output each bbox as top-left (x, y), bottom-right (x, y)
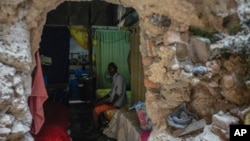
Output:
top-left (94, 104), bottom-right (115, 115)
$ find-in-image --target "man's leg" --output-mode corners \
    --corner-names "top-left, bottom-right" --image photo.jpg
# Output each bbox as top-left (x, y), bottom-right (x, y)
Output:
top-left (93, 104), bottom-right (116, 132)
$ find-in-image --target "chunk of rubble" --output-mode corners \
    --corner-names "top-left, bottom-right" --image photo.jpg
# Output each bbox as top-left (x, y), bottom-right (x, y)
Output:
top-left (211, 111), bottom-right (240, 140)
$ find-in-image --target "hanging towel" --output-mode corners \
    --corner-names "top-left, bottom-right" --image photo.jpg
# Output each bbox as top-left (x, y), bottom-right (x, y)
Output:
top-left (29, 51), bottom-right (48, 135)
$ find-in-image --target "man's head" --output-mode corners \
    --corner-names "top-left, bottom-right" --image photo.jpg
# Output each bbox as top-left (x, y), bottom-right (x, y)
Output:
top-left (108, 62), bottom-right (117, 76)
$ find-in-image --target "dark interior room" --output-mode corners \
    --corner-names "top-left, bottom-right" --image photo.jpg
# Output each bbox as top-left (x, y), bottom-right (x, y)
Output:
top-left (33, 1), bottom-right (145, 141)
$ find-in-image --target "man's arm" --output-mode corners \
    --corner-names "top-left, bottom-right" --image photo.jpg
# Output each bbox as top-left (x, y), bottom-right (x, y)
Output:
top-left (94, 94), bottom-right (110, 106)
top-left (110, 75), bottom-right (124, 106)
top-left (110, 94), bottom-right (119, 105)
top-left (95, 94), bottom-right (119, 106)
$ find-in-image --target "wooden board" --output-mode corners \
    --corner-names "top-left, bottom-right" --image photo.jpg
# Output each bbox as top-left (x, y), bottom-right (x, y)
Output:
top-left (172, 119), bottom-right (207, 137)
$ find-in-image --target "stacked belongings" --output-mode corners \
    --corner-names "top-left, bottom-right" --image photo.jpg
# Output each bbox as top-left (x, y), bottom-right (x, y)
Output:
top-left (77, 72), bottom-right (96, 104)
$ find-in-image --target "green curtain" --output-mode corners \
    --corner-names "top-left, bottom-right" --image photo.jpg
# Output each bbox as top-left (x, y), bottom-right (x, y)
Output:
top-left (94, 29), bottom-right (131, 89)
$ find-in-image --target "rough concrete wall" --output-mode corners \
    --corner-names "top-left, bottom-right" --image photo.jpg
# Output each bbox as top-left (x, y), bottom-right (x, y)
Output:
top-left (1, 0), bottom-right (250, 140)
top-left (0, 1), bottom-right (64, 140)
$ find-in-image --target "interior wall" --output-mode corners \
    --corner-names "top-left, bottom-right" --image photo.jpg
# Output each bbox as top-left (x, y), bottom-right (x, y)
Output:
top-left (46, 1), bottom-right (118, 26)
top-left (69, 37), bottom-right (88, 56)
top-left (39, 26), bottom-right (70, 84)
top-left (129, 23), bottom-right (146, 104)
top-left (69, 37), bottom-right (89, 67)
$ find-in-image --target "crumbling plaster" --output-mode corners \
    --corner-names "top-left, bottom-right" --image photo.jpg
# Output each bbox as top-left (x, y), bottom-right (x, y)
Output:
top-left (1, 0), bottom-right (250, 140)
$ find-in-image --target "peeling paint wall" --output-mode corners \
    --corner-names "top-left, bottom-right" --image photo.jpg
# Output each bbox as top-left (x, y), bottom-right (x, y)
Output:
top-left (1, 0), bottom-right (250, 140)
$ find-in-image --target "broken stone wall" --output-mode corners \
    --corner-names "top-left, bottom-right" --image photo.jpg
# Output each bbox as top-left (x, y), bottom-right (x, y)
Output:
top-left (1, 0), bottom-right (250, 140)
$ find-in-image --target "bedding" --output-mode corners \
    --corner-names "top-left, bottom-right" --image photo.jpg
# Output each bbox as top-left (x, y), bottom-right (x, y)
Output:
top-left (103, 109), bottom-right (142, 141)
top-left (32, 102), bottom-right (71, 141)
top-left (140, 130), bottom-right (151, 141)
top-left (99, 90), bottom-right (151, 141)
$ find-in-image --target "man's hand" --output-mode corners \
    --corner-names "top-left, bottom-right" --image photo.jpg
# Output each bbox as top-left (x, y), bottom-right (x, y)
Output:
top-left (110, 94), bottom-right (119, 105)
top-left (94, 94), bottom-right (110, 106)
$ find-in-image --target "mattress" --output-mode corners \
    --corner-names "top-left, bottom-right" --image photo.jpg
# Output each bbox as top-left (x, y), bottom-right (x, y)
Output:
top-left (103, 109), bottom-right (142, 141)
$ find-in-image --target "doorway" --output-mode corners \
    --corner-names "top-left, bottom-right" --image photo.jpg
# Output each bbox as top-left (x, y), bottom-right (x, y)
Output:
top-left (37, 1), bottom-right (143, 140)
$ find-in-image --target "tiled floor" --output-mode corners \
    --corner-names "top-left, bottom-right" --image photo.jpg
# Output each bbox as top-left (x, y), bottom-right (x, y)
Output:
top-left (69, 102), bottom-right (115, 141)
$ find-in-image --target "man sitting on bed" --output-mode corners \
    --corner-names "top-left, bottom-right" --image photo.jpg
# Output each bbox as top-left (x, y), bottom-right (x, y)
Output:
top-left (92, 62), bottom-right (128, 134)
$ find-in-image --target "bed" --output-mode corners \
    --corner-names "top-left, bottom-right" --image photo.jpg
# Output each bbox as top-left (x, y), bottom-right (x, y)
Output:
top-left (103, 109), bottom-right (143, 141)
top-left (32, 101), bottom-right (72, 141)
top-left (97, 89), bottom-right (151, 141)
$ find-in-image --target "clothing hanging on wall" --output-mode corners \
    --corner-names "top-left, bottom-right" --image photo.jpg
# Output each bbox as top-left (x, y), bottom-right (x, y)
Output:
top-left (29, 51), bottom-right (48, 135)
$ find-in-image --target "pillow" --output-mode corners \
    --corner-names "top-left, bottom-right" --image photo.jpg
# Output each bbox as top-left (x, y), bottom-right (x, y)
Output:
top-left (134, 102), bottom-right (153, 131)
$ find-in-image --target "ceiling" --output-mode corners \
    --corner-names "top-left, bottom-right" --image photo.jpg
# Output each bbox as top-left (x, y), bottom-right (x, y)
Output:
top-left (46, 1), bottom-right (138, 27)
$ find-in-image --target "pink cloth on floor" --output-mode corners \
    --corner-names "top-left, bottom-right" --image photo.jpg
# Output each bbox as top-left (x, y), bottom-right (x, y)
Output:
top-left (29, 51), bottom-right (48, 135)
